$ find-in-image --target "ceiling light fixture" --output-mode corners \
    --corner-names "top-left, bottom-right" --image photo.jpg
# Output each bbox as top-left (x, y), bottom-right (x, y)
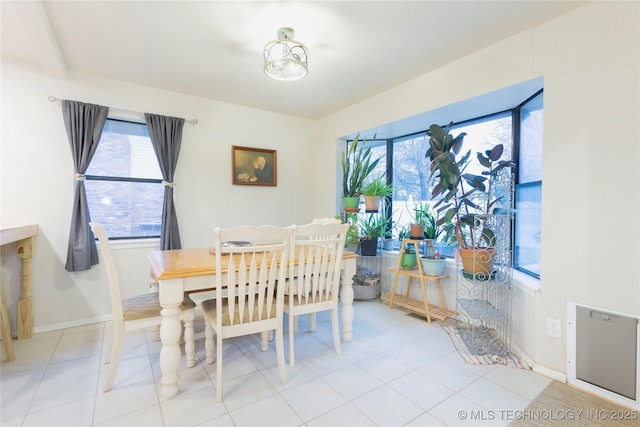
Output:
top-left (263, 27), bottom-right (308, 81)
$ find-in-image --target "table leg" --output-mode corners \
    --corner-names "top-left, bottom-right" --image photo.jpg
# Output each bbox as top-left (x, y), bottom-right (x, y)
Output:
top-left (340, 258), bottom-right (357, 342)
top-left (159, 279), bottom-right (184, 399)
top-left (17, 237), bottom-right (33, 339)
top-left (149, 268), bottom-right (160, 342)
top-left (0, 280), bottom-right (15, 361)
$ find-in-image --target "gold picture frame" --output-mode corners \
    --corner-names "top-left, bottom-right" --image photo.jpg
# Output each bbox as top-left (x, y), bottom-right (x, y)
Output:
top-left (232, 145), bottom-right (277, 186)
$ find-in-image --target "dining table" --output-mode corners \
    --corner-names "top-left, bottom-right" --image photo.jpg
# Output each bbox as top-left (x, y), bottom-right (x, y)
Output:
top-left (147, 247), bottom-right (358, 399)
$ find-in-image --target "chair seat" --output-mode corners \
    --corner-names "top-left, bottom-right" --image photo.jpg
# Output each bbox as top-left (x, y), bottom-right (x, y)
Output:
top-left (122, 292), bottom-right (196, 321)
top-left (201, 296), bottom-right (277, 326)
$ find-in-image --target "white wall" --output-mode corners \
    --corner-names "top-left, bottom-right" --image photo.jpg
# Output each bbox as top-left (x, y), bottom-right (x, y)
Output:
top-left (315, 1), bottom-right (640, 374)
top-left (532, 0), bottom-right (639, 374)
top-left (0, 63), bottom-right (315, 330)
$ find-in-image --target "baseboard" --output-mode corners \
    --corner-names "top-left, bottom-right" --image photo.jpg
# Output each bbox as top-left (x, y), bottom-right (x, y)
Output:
top-left (533, 363), bottom-right (567, 382)
top-left (33, 314), bottom-right (112, 334)
top-left (509, 341), bottom-right (535, 369)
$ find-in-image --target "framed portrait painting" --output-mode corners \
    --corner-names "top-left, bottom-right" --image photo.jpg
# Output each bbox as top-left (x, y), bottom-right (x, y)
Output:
top-left (232, 146), bottom-right (277, 186)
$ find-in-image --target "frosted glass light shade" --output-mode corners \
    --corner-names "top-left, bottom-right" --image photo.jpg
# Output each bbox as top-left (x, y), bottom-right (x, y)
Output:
top-left (263, 27), bottom-right (308, 81)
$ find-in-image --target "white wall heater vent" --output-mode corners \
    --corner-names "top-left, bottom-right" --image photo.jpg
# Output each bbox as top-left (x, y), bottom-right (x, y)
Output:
top-left (567, 302), bottom-right (639, 409)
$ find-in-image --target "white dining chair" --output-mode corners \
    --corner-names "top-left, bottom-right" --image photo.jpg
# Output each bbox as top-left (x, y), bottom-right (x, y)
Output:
top-left (201, 225), bottom-right (291, 402)
top-left (90, 222), bottom-right (196, 392)
top-left (284, 222), bottom-right (348, 367)
top-left (301, 218), bottom-right (344, 331)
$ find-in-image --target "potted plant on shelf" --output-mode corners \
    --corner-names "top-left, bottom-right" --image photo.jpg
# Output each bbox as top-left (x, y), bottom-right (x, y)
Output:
top-left (399, 228), bottom-right (417, 268)
top-left (409, 201), bottom-right (435, 239)
top-left (358, 213), bottom-right (389, 256)
top-left (421, 248), bottom-right (447, 276)
top-left (361, 175), bottom-right (393, 212)
top-left (427, 122), bottom-right (515, 276)
top-left (341, 134), bottom-right (381, 212)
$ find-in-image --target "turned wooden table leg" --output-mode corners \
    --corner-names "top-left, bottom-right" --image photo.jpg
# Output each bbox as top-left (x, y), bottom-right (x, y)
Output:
top-left (17, 237), bottom-right (34, 339)
top-left (0, 279), bottom-right (16, 361)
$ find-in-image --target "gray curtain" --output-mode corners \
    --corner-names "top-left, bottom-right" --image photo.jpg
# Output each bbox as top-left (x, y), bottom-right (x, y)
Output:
top-left (144, 113), bottom-right (185, 250)
top-left (62, 100), bottom-right (109, 271)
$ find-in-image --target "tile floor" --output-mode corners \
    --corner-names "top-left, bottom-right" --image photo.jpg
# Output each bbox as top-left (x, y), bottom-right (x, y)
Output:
top-left (1, 300), bottom-right (552, 426)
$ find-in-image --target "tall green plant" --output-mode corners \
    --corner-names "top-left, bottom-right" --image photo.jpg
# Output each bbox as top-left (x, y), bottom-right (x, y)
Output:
top-left (427, 123), bottom-right (515, 249)
top-left (342, 134), bottom-right (381, 198)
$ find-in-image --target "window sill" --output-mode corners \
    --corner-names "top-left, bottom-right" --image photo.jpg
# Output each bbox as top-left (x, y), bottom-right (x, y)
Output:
top-left (96, 238), bottom-right (160, 250)
top-left (512, 269), bottom-right (540, 296)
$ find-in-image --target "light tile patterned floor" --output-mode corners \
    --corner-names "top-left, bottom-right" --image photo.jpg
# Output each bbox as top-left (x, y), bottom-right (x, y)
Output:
top-left (0, 301), bottom-right (552, 426)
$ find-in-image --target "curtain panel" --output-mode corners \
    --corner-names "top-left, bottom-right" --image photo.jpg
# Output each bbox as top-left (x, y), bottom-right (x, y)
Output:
top-left (61, 100), bottom-right (109, 272)
top-left (144, 113), bottom-right (185, 250)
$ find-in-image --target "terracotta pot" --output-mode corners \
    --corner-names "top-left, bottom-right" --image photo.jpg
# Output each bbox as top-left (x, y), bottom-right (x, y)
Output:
top-left (364, 196), bottom-right (379, 212)
top-left (459, 247), bottom-right (496, 275)
top-left (410, 224), bottom-right (424, 239)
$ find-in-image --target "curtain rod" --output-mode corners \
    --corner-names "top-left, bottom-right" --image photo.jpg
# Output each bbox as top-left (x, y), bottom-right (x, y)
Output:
top-left (48, 96), bottom-right (198, 125)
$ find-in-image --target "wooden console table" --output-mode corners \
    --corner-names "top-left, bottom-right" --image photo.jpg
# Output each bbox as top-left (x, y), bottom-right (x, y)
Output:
top-left (1, 224), bottom-right (38, 361)
top-left (382, 239), bottom-right (455, 323)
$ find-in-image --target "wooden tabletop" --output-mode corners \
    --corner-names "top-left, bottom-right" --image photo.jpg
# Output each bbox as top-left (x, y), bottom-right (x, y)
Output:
top-left (0, 224), bottom-right (38, 245)
top-left (148, 248), bottom-right (358, 281)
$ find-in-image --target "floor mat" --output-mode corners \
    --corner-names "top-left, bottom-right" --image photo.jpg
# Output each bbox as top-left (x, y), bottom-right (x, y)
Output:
top-left (509, 380), bottom-right (636, 426)
top-left (442, 323), bottom-right (530, 369)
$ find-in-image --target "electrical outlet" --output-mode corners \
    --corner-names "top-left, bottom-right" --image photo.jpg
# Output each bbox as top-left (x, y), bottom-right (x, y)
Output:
top-left (547, 318), bottom-right (561, 338)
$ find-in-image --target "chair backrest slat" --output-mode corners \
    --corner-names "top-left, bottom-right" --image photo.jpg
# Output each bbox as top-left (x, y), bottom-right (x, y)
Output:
top-left (289, 223), bottom-right (349, 303)
top-left (214, 225), bottom-right (291, 326)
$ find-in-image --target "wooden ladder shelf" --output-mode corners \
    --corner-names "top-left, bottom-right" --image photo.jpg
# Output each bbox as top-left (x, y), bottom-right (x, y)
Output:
top-left (382, 239), bottom-right (456, 323)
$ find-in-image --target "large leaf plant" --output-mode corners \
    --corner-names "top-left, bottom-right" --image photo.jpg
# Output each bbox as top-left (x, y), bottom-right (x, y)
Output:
top-left (426, 123), bottom-right (515, 249)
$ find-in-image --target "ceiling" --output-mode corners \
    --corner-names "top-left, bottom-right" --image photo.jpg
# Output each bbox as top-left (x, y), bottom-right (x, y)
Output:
top-left (1, 1), bottom-right (586, 120)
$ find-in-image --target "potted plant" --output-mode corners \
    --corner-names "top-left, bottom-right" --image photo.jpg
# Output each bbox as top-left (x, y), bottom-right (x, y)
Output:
top-left (399, 228), bottom-right (417, 268)
top-left (361, 175), bottom-right (393, 212)
top-left (382, 226), bottom-right (396, 251)
top-left (344, 212), bottom-right (360, 253)
top-left (341, 134), bottom-right (381, 212)
top-left (381, 220), bottom-right (402, 251)
top-left (421, 248), bottom-right (447, 276)
top-left (358, 213), bottom-right (389, 256)
top-left (409, 201), bottom-right (435, 239)
top-left (435, 220), bottom-right (458, 259)
top-left (427, 122), bottom-right (515, 275)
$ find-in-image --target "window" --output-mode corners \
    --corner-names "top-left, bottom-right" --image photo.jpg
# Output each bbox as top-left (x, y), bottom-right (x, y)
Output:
top-left (389, 113), bottom-right (513, 253)
top-left (346, 88), bottom-right (543, 279)
top-left (85, 118), bottom-right (164, 239)
top-left (514, 90), bottom-right (543, 277)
